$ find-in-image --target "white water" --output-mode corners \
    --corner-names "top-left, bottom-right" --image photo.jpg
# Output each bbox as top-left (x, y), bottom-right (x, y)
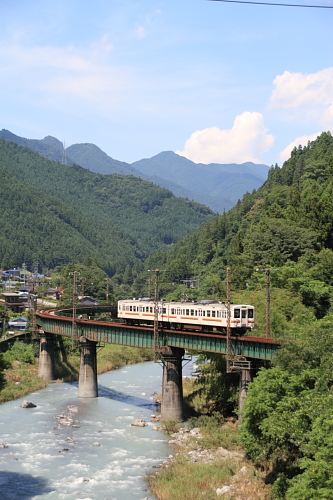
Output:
top-left (0, 359), bottom-right (196, 500)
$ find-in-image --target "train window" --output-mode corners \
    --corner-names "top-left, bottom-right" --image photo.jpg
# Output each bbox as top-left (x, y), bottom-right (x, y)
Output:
top-left (234, 309), bottom-right (240, 318)
top-left (212, 311), bottom-right (216, 318)
top-left (248, 309), bottom-right (254, 318)
top-left (130, 306), bottom-right (132, 311)
top-left (186, 309), bottom-right (189, 315)
top-left (139, 306), bottom-right (142, 312)
top-left (242, 309), bottom-right (247, 318)
top-left (171, 308), bottom-right (175, 314)
top-left (202, 310), bottom-right (205, 316)
top-left (191, 309), bottom-right (194, 316)
top-left (195, 310), bottom-right (197, 316)
top-left (150, 307), bottom-right (153, 313)
top-left (217, 311), bottom-right (220, 318)
top-left (207, 310), bottom-right (211, 317)
top-left (163, 308), bottom-right (166, 314)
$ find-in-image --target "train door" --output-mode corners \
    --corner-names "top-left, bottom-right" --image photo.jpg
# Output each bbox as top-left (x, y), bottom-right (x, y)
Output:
top-left (240, 307), bottom-right (247, 327)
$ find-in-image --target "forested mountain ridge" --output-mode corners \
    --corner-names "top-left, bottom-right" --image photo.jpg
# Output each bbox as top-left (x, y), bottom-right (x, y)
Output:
top-left (0, 138), bottom-right (213, 273)
top-left (0, 129), bottom-right (269, 213)
top-left (142, 132), bottom-right (333, 324)
top-left (133, 151), bottom-right (270, 212)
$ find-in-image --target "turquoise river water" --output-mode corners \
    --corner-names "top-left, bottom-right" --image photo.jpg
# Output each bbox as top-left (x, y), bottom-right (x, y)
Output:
top-left (0, 359), bottom-right (196, 500)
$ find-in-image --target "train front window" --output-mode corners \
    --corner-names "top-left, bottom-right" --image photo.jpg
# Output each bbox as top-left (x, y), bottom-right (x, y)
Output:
top-left (242, 310), bottom-right (247, 319)
top-left (234, 309), bottom-right (240, 318)
top-left (212, 311), bottom-right (216, 318)
top-left (248, 309), bottom-right (254, 318)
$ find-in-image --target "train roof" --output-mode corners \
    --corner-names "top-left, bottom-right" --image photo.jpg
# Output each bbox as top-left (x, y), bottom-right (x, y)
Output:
top-left (118, 299), bottom-right (254, 307)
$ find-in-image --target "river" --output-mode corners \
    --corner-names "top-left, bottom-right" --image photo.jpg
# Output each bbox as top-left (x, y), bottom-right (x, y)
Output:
top-left (0, 358), bottom-right (196, 500)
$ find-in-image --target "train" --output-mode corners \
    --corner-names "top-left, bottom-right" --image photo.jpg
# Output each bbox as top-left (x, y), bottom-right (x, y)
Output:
top-left (117, 298), bottom-right (254, 335)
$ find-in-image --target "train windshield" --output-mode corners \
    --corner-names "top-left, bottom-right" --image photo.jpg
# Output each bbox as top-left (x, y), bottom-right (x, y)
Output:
top-left (248, 309), bottom-right (254, 318)
top-left (234, 309), bottom-right (240, 318)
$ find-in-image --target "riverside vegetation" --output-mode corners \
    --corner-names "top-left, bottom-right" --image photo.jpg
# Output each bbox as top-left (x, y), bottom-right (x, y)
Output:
top-left (0, 338), bottom-right (153, 404)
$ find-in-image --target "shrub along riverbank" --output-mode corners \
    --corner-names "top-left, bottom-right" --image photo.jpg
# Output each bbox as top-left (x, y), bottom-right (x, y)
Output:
top-left (0, 339), bottom-right (154, 404)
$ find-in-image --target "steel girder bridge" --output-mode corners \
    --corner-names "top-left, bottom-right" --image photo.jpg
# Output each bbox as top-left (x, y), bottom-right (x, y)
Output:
top-left (35, 305), bottom-right (281, 361)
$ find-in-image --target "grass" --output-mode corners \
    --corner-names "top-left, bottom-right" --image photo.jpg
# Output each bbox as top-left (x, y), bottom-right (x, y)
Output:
top-left (148, 455), bottom-right (237, 500)
top-left (1, 362), bottom-right (47, 403)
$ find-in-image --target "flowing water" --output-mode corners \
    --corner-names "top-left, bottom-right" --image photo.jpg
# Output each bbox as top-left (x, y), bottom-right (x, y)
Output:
top-left (0, 359), bottom-right (196, 500)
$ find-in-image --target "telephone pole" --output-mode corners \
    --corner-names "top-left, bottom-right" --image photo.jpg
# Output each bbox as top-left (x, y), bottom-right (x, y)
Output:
top-left (69, 271), bottom-right (80, 349)
top-left (226, 267), bottom-right (233, 373)
top-left (148, 269), bottom-right (165, 362)
top-left (255, 268), bottom-right (278, 338)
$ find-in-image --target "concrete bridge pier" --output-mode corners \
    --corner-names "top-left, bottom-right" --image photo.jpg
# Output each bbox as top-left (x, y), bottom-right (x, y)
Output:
top-left (160, 346), bottom-right (184, 422)
top-left (38, 333), bottom-right (54, 381)
top-left (78, 337), bottom-right (98, 398)
top-left (238, 368), bottom-right (252, 421)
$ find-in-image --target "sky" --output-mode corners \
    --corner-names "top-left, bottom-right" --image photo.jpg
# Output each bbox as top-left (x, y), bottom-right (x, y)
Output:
top-left (1, 0), bottom-right (332, 167)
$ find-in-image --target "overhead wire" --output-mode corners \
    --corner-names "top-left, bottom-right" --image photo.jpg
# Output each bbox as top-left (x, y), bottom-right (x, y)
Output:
top-left (208, 0), bottom-right (333, 8)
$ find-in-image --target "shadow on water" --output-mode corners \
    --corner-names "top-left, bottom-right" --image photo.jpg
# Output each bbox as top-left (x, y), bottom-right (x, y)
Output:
top-left (98, 384), bottom-right (159, 410)
top-left (0, 471), bottom-right (53, 500)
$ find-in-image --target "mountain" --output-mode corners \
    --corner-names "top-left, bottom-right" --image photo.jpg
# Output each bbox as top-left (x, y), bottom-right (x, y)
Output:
top-left (0, 138), bottom-right (213, 273)
top-left (0, 130), bottom-right (269, 212)
top-left (132, 151), bottom-right (270, 210)
top-left (66, 143), bottom-right (141, 176)
top-left (143, 132), bottom-right (333, 319)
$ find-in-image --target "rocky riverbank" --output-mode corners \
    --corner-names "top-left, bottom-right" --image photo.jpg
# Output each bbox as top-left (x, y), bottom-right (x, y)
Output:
top-left (148, 423), bottom-right (271, 500)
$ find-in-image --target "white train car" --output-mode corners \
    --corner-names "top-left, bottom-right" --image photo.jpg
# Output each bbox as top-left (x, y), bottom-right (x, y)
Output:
top-left (118, 298), bottom-right (254, 335)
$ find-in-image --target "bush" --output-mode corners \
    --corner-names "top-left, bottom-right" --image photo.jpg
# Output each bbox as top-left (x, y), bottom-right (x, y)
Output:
top-left (3, 341), bottom-right (36, 364)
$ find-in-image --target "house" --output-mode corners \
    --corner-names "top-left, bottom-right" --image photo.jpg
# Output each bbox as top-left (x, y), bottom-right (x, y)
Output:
top-left (0, 292), bottom-right (27, 312)
top-left (7, 317), bottom-right (28, 333)
top-left (47, 288), bottom-right (63, 300)
top-left (78, 296), bottom-right (101, 306)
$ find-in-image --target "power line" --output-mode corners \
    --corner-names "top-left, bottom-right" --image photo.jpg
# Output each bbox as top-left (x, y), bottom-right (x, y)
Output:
top-left (208, 0), bottom-right (333, 8)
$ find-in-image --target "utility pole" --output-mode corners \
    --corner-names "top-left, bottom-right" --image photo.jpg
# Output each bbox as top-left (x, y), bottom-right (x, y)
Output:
top-left (69, 271), bottom-right (80, 349)
top-left (226, 267), bottom-right (233, 373)
top-left (148, 269), bottom-right (165, 362)
top-left (59, 276), bottom-right (63, 304)
top-left (105, 277), bottom-right (109, 303)
top-left (255, 268), bottom-right (278, 338)
top-left (146, 279), bottom-right (151, 298)
top-left (81, 277), bottom-right (85, 298)
top-left (41, 276), bottom-right (45, 308)
top-left (22, 262), bottom-right (27, 286)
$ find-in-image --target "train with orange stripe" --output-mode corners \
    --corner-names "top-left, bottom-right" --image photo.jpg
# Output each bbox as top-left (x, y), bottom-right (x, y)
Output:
top-left (118, 299), bottom-right (254, 335)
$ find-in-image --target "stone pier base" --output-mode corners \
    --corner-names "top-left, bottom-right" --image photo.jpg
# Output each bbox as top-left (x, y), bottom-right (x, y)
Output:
top-left (78, 337), bottom-right (98, 398)
top-left (161, 346), bottom-right (184, 422)
top-left (238, 369), bottom-right (252, 420)
top-left (38, 334), bottom-right (54, 381)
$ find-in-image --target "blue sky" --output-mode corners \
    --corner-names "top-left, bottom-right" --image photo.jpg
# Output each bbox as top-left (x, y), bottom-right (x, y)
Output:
top-left (1, 0), bottom-right (332, 166)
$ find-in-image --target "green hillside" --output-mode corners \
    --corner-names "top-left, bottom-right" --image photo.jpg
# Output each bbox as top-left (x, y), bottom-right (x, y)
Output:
top-left (140, 132), bottom-right (333, 326)
top-left (0, 139), bottom-right (213, 273)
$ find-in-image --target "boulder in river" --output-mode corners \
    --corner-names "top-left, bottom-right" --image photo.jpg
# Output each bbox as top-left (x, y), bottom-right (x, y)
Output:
top-left (131, 419), bottom-right (148, 427)
top-left (20, 400), bottom-right (37, 408)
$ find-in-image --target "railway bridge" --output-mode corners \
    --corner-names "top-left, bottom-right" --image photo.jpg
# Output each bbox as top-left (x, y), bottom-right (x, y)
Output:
top-left (36, 305), bottom-right (281, 421)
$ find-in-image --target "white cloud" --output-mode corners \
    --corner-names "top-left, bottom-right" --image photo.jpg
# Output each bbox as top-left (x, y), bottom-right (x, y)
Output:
top-left (175, 112), bottom-right (274, 164)
top-left (136, 25), bottom-right (147, 38)
top-left (269, 68), bottom-right (333, 129)
top-left (278, 131), bottom-right (322, 164)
